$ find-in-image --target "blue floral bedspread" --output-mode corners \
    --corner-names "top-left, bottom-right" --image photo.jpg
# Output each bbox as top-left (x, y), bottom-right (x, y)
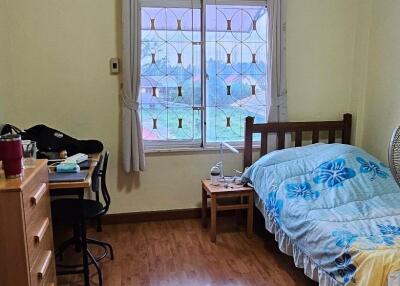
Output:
top-left (243, 143), bottom-right (400, 286)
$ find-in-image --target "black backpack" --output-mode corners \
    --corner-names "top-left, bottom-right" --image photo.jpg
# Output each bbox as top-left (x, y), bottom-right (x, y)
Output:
top-left (0, 124), bottom-right (103, 158)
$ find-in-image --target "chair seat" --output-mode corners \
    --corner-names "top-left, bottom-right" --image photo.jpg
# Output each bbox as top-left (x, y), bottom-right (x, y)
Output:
top-left (52, 199), bottom-right (104, 224)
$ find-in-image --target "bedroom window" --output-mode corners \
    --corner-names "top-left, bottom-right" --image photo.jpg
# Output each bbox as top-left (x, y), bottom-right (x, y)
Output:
top-left (140, 0), bottom-right (268, 149)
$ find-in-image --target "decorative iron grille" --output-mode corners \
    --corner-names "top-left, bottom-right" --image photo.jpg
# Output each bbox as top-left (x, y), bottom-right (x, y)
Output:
top-left (140, 2), bottom-right (268, 147)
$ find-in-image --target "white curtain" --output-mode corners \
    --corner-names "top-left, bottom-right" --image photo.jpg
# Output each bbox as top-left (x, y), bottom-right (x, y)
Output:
top-left (267, 0), bottom-right (287, 123)
top-left (121, 0), bottom-right (145, 172)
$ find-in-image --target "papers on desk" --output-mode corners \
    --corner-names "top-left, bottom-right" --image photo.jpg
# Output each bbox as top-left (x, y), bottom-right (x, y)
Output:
top-left (48, 172), bottom-right (88, 183)
top-left (78, 160), bottom-right (91, 169)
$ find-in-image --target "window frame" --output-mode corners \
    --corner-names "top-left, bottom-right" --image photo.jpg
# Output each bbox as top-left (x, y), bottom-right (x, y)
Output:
top-left (140, 0), bottom-right (268, 151)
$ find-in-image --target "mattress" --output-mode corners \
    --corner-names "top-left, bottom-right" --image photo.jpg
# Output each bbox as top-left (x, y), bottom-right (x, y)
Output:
top-left (243, 143), bottom-right (400, 286)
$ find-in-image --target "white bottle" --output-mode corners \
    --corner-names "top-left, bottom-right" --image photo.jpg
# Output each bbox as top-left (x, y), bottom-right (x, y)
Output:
top-left (210, 165), bottom-right (221, 186)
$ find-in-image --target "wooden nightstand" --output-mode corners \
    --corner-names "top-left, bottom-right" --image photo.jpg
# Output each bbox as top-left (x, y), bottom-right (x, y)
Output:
top-left (201, 179), bottom-right (254, 243)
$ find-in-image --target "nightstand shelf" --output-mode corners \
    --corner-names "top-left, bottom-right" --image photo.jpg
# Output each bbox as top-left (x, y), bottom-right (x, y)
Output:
top-left (201, 179), bottom-right (254, 243)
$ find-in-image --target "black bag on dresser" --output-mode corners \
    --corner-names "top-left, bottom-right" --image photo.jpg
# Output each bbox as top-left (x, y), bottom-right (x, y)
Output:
top-left (0, 124), bottom-right (104, 158)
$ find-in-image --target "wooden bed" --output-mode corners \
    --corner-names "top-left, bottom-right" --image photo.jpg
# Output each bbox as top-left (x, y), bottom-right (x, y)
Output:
top-left (240, 113), bottom-right (400, 285)
top-left (243, 113), bottom-right (353, 169)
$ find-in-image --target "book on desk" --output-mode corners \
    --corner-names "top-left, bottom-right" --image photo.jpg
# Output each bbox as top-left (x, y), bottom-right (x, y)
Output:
top-left (48, 171), bottom-right (88, 182)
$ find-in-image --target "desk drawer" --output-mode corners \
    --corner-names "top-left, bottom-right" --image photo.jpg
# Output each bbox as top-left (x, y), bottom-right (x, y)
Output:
top-left (42, 258), bottom-right (56, 286)
top-left (29, 232), bottom-right (55, 286)
top-left (22, 165), bottom-right (48, 222)
top-left (26, 194), bottom-right (52, 268)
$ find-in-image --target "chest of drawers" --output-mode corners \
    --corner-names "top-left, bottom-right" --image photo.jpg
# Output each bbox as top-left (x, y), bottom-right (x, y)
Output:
top-left (0, 159), bottom-right (57, 286)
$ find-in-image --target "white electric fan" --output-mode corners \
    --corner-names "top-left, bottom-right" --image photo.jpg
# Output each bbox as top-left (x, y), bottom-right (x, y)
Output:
top-left (389, 125), bottom-right (400, 187)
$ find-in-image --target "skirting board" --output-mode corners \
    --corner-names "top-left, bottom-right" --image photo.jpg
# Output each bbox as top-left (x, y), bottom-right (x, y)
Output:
top-left (102, 208), bottom-right (202, 225)
top-left (102, 208), bottom-right (240, 225)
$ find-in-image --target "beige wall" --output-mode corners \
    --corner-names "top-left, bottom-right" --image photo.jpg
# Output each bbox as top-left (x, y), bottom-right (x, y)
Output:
top-left (287, 0), bottom-right (358, 122)
top-left (348, 0), bottom-right (372, 146)
top-left (0, 0), bottom-right (11, 122)
top-left (360, 0), bottom-right (400, 162)
top-left (2, 0), bottom-right (363, 213)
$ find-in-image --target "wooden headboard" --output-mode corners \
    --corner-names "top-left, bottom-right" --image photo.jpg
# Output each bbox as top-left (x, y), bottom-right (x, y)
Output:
top-left (243, 113), bottom-right (352, 169)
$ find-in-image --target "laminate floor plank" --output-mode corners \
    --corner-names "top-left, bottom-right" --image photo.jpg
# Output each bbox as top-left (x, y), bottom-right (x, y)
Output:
top-left (57, 218), bottom-right (317, 286)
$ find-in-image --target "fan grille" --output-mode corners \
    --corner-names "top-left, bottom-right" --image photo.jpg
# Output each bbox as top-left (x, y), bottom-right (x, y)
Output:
top-left (389, 125), bottom-right (400, 187)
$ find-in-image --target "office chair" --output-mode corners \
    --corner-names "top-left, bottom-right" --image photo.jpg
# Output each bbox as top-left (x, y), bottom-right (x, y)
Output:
top-left (51, 151), bottom-right (114, 286)
top-left (93, 165), bottom-right (103, 232)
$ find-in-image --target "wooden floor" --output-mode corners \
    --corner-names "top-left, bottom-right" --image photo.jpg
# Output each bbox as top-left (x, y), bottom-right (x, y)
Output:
top-left (57, 218), bottom-right (317, 286)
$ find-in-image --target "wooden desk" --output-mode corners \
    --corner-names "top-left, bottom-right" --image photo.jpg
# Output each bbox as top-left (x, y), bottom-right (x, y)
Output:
top-left (48, 153), bottom-right (101, 192)
top-left (48, 153), bottom-right (102, 274)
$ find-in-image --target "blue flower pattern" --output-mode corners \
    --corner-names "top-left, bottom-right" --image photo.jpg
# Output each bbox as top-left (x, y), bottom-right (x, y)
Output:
top-left (378, 224), bottom-right (400, 235)
top-left (356, 157), bottom-right (389, 181)
top-left (367, 235), bottom-right (395, 246)
top-left (331, 225), bottom-right (400, 251)
top-left (334, 253), bottom-right (356, 284)
top-left (266, 191), bottom-right (283, 225)
top-left (285, 182), bottom-right (320, 201)
top-left (332, 230), bottom-right (358, 248)
top-left (313, 159), bottom-right (356, 188)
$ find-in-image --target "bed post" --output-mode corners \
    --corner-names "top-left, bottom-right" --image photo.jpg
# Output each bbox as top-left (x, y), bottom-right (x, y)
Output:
top-left (342, 113), bottom-right (352, 144)
top-left (243, 116), bottom-right (254, 170)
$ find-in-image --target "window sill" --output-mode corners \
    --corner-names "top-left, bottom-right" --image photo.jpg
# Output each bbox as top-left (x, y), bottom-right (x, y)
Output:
top-left (144, 145), bottom-right (261, 154)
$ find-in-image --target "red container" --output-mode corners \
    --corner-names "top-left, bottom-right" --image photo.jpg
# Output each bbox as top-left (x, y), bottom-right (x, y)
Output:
top-left (0, 134), bottom-right (23, 178)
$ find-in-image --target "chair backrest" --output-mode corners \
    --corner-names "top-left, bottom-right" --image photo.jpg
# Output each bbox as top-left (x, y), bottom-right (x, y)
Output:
top-left (99, 151), bottom-right (111, 214)
top-left (91, 154), bottom-right (103, 194)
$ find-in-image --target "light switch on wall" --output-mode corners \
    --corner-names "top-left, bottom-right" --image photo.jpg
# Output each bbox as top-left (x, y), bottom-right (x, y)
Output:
top-left (110, 58), bottom-right (120, 74)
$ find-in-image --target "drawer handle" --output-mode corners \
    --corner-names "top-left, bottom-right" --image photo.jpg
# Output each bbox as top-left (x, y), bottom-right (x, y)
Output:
top-left (31, 183), bottom-right (47, 206)
top-left (34, 217), bottom-right (50, 243)
top-left (37, 250), bottom-right (52, 280)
